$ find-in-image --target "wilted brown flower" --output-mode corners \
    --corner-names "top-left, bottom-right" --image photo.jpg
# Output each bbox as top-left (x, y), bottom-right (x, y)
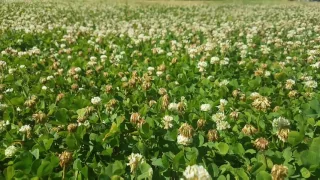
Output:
top-left (157, 63), bottom-right (166, 71)
top-left (171, 58), bottom-right (177, 65)
top-left (0, 84), bottom-right (6, 91)
top-left (71, 83), bottom-right (79, 91)
top-left (242, 124), bottom-right (258, 136)
top-left (128, 78), bottom-right (136, 87)
top-left (179, 123), bottom-right (194, 138)
top-left (32, 112), bottom-right (47, 123)
top-left (149, 100), bottom-right (157, 107)
top-left (142, 81), bottom-right (151, 90)
top-left (85, 106), bottom-right (95, 115)
top-left (95, 65), bottom-right (103, 72)
top-left (240, 93), bottom-right (246, 101)
top-left (24, 99), bottom-right (36, 107)
top-left (273, 106), bottom-right (280, 112)
top-left (77, 116), bottom-right (87, 123)
top-left (254, 68), bottom-right (264, 76)
top-left (252, 96), bottom-right (271, 112)
top-left (158, 88), bottom-right (167, 95)
top-left (197, 119), bottom-right (206, 129)
top-left (24, 95), bottom-right (37, 107)
top-left (277, 128), bottom-right (290, 142)
top-left (232, 89), bottom-right (240, 98)
top-left (56, 93), bottom-right (65, 102)
top-left (288, 90), bottom-right (298, 98)
top-left (254, 137), bottom-right (269, 151)
top-left (177, 101), bottom-right (186, 113)
top-left (130, 112), bottom-right (141, 124)
top-left (166, 75), bottom-right (171, 81)
top-left (229, 110), bottom-right (239, 120)
top-left (86, 69), bottom-right (93, 76)
top-left (105, 85), bottom-right (112, 93)
top-left (161, 94), bottom-right (169, 110)
top-left (59, 151), bottom-right (73, 167)
top-left (207, 129), bottom-right (219, 142)
top-left (67, 123), bottom-right (77, 133)
top-left (271, 165), bottom-right (288, 180)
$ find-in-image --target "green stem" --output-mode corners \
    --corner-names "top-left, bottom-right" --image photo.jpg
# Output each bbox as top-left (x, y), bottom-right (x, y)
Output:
top-left (257, 112), bottom-right (261, 132)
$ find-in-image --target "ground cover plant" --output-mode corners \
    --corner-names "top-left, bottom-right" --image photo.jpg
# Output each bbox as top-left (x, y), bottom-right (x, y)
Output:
top-left (0, 1), bottom-right (320, 179)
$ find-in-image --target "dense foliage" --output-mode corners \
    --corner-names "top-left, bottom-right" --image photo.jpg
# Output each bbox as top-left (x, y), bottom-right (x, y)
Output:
top-left (0, 1), bottom-right (320, 179)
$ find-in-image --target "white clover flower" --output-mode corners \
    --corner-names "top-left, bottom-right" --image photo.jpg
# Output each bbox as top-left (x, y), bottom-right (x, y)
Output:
top-left (310, 62), bottom-right (320, 69)
top-left (207, 76), bottom-right (214, 80)
top-left (91, 97), bottom-right (101, 105)
top-left (304, 80), bottom-right (317, 89)
top-left (4, 88), bottom-right (13, 93)
top-left (9, 68), bottom-right (16, 74)
top-left (219, 80), bottom-right (229, 87)
top-left (121, 77), bottom-right (127, 82)
top-left (162, 115), bottom-right (174, 129)
top-left (216, 120), bottom-right (231, 130)
top-left (79, 120), bottom-right (90, 127)
top-left (147, 67), bottom-right (155, 72)
top-left (220, 57), bottom-right (229, 65)
top-left (90, 56), bottom-right (97, 61)
top-left (156, 71), bottom-right (163, 76)
top-left (250, 92), bottom-right (261, 99)
top-left (0, 60), bottom-right (7, 67)
top-left (168, 103), bottom-right (179, 111)
top-left (0, 103), bottom-right (8, 109)
top-left (100, 55), bottom-right (107, 62)
top-left (200, 104), bottom-right (211, 112)
top-left (0, 120), bottom-right (9, 132)
top-left (285, 79), bottom-right (295, 90)
top-left (19, 65), bottom-right (26, 69)
top-left (272, 117), bottom-right (290, 130)
top-left (74, 67), bottom-right (81, 72)
top-left (264, 71), bottom-right (271, 77)
top-left (87, 61), bottom-right (97, 66)
top-left (220, 99), bottom-right (228, 106)
top-left (42, 86), bottom-right (47, 90)
top-left (46, 76), bottom-right (54, 80)
top-left (177, 134), bottom-right (193, 146)
top-left (19, 125), bottom-right (31, 133)
top-left (127, 153), bottom-right (144, 173)
top-left (212, 112), bottom-right (226, 122)
top-left (197, 61), bottom-right (208, 68)
top-left (5, 145), bottom-right (18, 158)
top-left (183, 164), bottom-right (211, 180)
top-left (210, 56), bottom-right (220, 64)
